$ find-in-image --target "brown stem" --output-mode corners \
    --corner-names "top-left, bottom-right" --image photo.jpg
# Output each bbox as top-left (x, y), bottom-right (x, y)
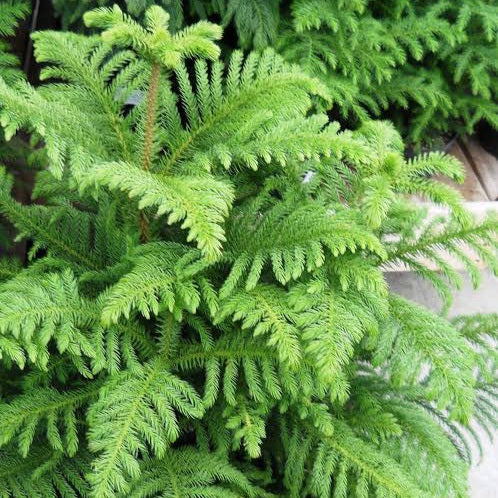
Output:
top-left (142, 63), bottom-right (161, 172)
top-left (139, 211), bottom-right (150, 243)
top-left (140, 62), bottom-right (161, 242)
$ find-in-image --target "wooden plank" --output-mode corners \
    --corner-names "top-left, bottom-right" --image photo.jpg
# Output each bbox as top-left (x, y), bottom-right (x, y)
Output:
top-left (440, 141), bottom-right (489, 201)
top-left (461, 136), bottom-right (498, 201)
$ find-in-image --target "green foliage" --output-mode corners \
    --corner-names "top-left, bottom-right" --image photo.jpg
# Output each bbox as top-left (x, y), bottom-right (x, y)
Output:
top-left (276, 0), bottom-right (498, 143)
top-left (0, 384), bottom-right (98, 457)
top-left (0, 446), bottom-right (92, 497)
top-left (0, 270), bottom-right (97, 370)
top-left (0, 0), bottom-right (30, 253)
top-left (0, 1), bottom-right (29, 36)
top-left (0, 0), bottom-right (29, 84)
top-left (53, 0), bottom-right (498, 144)
top-left (87, 356), bottom-right (204, 497)
top-left (384, 208), bottom-right (498, 305)
top-left (128, 447), bottom-right (266, 497)
top-left (0, 5), bottom-right (496, 498)
top-left (52, 0), bottom-right (184, 31)
top-left (231, 0), bottom-right (497, 144)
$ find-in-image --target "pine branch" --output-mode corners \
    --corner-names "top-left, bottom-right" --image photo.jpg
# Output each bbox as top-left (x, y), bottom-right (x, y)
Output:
top-left (88, 356), bottom-right (204, 498)
top-left (0, 0), bottom-right (30, 36)
top-left (0, 384), bottom-right (100, 457)
top-left (129, 446), bottom-right (264, 497)
top-left (0, 270), bottom-right (97, 370)
top-left (0, 445), bottom-right (91, 498)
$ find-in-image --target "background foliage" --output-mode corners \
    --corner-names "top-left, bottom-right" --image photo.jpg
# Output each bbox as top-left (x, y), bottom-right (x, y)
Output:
top-left (50, 0), bottom-right (498, 147)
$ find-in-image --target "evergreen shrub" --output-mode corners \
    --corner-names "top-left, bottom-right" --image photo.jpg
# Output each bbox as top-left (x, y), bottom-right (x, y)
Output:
top-left (0, 5), bottom-right (496, 497)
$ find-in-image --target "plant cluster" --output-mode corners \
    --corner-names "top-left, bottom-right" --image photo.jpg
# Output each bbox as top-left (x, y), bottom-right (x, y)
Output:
top-left (0, 6), bottom-right (496, 497)
top-left (0, 0), bottom-right (29, 83)
top-left (0, 0), bottom-right (30, 249)
top-left (51, 0), bottom-right (498, 146)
